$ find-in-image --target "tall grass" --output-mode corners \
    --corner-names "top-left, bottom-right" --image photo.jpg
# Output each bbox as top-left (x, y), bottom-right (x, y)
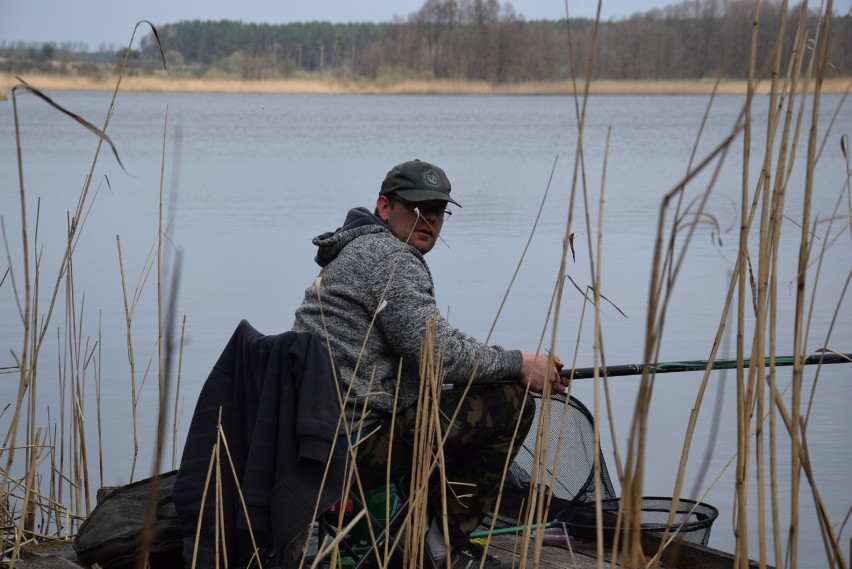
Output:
top-left (594, 1), bottom-right (852, 568)
top-left (0, 20), bottom-right (182, 567)
top-left (1, 3), bottom-right (851, 569)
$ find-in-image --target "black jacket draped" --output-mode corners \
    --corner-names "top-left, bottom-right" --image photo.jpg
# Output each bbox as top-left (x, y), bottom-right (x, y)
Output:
top-left (173, 320), bottom-right (345, 567)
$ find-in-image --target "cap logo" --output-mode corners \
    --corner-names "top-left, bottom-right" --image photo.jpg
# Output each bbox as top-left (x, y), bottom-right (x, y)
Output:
top-left (422, 169), bottom-right (441, 188)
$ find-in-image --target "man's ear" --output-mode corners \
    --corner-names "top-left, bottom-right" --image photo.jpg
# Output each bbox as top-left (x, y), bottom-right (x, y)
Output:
top-left (376, 195), bottom-right (391, 222)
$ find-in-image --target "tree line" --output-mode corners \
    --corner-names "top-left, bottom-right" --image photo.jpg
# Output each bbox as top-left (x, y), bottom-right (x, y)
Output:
top-left (3, 0), bottom-right (850, 83)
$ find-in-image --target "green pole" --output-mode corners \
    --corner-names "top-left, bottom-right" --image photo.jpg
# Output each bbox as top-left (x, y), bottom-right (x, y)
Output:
top-left (559, 352), bottom-right (851, 379)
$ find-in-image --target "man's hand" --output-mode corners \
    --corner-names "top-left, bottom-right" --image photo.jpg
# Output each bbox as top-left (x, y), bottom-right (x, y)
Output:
top-left (519, 352), bottom-right (565, 393)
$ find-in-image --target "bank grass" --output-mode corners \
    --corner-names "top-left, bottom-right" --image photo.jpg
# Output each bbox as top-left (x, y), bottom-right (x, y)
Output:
top-left (2, 72), bottom-right (851, 97)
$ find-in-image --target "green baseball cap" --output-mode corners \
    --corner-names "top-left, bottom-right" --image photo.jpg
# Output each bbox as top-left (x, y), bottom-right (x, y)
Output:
top-left (380, 159), bottom-right (461, 207)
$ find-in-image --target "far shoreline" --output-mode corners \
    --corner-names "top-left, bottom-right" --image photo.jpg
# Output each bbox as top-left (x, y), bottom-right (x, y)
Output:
top-left (2, 74), bottom-right (850, 97)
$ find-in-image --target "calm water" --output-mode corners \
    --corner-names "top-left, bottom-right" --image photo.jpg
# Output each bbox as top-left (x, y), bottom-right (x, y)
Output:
top-left (1, 90), bottom-right (849, 560)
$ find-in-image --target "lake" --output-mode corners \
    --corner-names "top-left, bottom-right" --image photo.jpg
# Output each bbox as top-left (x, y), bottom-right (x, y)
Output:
top-left (1, 89), bottom-right (849, 562)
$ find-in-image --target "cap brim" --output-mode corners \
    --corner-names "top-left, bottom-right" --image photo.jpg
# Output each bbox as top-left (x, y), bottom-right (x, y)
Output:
top-left (395, 188), bottom-right (462, 207)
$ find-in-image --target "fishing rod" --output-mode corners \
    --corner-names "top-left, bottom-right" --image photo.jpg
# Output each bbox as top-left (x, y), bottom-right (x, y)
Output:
top-left (560, 352), bottom-right (852, 379)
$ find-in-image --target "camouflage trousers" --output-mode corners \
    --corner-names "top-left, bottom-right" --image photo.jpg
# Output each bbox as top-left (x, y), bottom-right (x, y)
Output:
top-left (354, 383), bottom-right (535, 548)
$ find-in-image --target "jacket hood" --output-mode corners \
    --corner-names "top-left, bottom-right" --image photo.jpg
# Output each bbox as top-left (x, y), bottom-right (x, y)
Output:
top-left (313, 207), bottom-right (389, 267)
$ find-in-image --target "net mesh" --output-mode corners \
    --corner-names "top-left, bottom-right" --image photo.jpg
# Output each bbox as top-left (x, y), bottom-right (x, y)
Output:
top-left (490, 393), bottom-right (718, 547)
top-left (488, 393), bottom-right (617, 527)
top-left (558, 497), bottom-right (718, 546)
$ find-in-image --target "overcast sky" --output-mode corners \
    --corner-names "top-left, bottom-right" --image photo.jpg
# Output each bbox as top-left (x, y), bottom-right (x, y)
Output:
top-left (3, 0), bottom-right (848, 50)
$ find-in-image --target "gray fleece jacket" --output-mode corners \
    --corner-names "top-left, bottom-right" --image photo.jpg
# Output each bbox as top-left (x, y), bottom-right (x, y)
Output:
top-left (292, 207), bottom-right (523, 424)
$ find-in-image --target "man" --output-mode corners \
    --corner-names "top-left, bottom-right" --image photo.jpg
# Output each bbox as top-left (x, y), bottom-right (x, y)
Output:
top-left (293, 159), bottom-right (564, 568)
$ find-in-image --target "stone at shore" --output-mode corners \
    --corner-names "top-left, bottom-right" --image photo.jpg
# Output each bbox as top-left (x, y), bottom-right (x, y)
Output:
top-left (11, 540), bottom-right (84, 568)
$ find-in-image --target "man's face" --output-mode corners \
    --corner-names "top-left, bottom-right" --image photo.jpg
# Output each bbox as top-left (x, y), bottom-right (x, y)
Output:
top-left (376, 195), bottom-right (447, 254)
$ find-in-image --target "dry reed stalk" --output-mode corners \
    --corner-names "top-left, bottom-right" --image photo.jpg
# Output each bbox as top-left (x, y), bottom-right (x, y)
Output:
top-left (558, 8), bottom-right (648, 562)
top-left (276, 222), bottom-right (416, 564)
top-left (64, 259), bottom-right (80, 520)
top-left (417, 150), bottom-right (562, 569)
top-left (522, 150), bottom-right (583, 565)
top-left (637, 96), bottom-right (747, 566)
top-left (464, 155), bottom-right (564, 556)
top-left (95, 313), bottom-right (103, 490)
top-left (215, 424), bottom-right (264, 568)
top-left (765, 22), bottom-right (815, 568)
top-left (804, 277), bottom-right (852, 423)
top-left (172, 315), bottom-right (187, 470)
top-left (328, 419), bottom-right (376, 567)
top-left (0, 21), bottom-right (171, 562)
top-left (1, 78), bottom-right (35, 546)
top-left (400, 8), bottom-right (608, 568)
top-left (295, 278), bottom-right (401, 569)
top-left (650, 13), bottom-right (776, 565)
top-left (521, 372), bottom-right (554, 567)
top-left (1, 463), bottom-right (78, 522)
top-left (7, 429), bottom-right (41, 568)
top-left (620, 90), bottom-right (752, 564)
top-left (1, 77), bottom-right (116, 552)
top-left (591, 16), bottom-right (735, 569)
top-left (291, 282), bottom-right (346, 569)
top-left (759, 10), bottom-right (804, 567)
top-left (189, 408), bottom-right (265, 569)
top-left (790, 0), bottom-right (845, 566)
top-left (786, 4), bottom-right (836, 567)
top-left (299, 210), bottom-right (445, 569)
top-left (741, 0), bottom-right (788, 565)
top-left (50, 415), bottom-right (64, 537)
top-left (732, 7), bottom-right (760, 567)
top-left (801, 160), bottom-right (852, 419)
top-left (116, 236), bottom-right (141, 481)
top-left (137, 101), bottom-right (184, 568)
top-left (382, 365), bottom-right (404, 567)
top-left (155, 108), bottom-right (168, 474)
top-left (309, 509), bottom-right (368, 569)
top-left (587, 127), bottom-right (612, 568)
top-left (610, 77), bottom-right (744, 569)
top-left (74, 340), bottom-right (92, 518)
top-left (550, 9), bottom-right (615, 566)
top-left (815, 82), bottom-right (852, 164)
top-left (324, 396), bottom-right (385, 569)
top-left (624, 2), bottom-right (850, 568)
top-left (2, 74), bottom-right (127, 491)
top-left (407, 315), bottom-right (446, 569)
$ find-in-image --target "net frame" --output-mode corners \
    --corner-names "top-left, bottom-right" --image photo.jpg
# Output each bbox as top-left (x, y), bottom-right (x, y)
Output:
top-left (491, 394), bottom-right (718, 547)
top-left (489, 393), bottom-right (617, 528)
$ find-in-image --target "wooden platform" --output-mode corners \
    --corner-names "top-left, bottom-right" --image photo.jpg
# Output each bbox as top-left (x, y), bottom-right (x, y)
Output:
top-left (489, 533), bottom-right (613, 568)
top-left (486, 531), bottom-right (771, 569)
top-left (12, 530), bottom-right (770, 569)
